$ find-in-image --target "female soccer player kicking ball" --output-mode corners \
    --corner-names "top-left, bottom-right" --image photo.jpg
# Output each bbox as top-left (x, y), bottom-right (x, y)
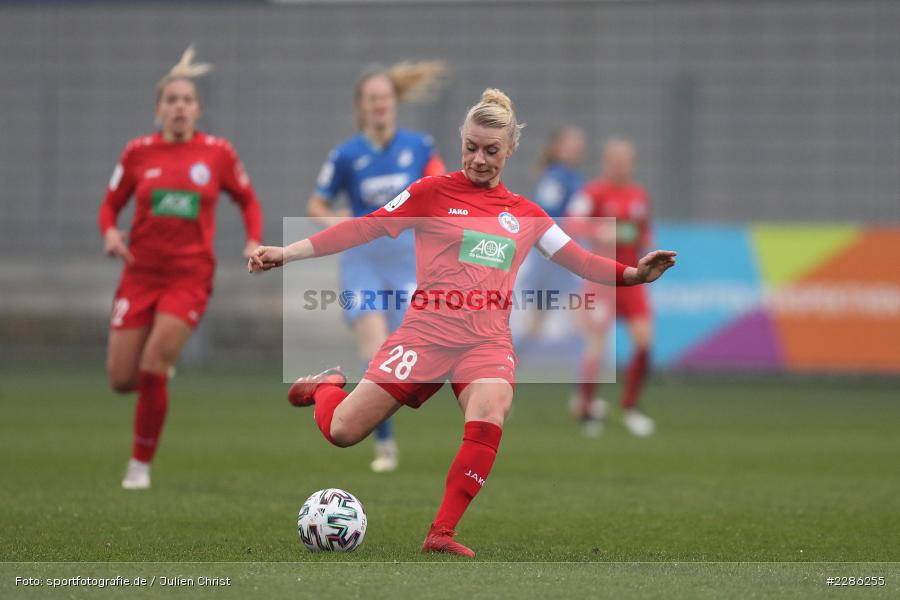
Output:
top-left (99, 47), bottom-right (263, 489)
top-left (250, 89), bottom-right (674, 556)
top-left (307, 61), bottom-right (446, 473)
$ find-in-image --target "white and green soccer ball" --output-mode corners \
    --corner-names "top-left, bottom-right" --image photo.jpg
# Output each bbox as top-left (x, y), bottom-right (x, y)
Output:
top-left (297, 488), bottom-right (367, 552)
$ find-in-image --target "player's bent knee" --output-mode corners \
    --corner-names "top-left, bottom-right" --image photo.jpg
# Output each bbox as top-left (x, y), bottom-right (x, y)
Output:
top-left (328, 422), bottom-right (366, 448)
top-left (140, 348), bottom-right (178, 373)
top-left (464, 383), bottom-right (513, 426)
top-left (108, 373), bottom-right (137, 394)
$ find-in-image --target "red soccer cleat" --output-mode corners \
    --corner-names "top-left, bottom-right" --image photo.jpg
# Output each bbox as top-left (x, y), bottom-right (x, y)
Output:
top-left (287, 367), bottom-right (346, 407)
top-left (422, 524), bottom-right (475, 557)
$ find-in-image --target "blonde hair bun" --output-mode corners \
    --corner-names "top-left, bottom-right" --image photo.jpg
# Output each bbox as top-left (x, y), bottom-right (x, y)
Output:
top-left (462, 87), bottom-right (526, 148)
top-left (479, 88), bottom-right (514, 113)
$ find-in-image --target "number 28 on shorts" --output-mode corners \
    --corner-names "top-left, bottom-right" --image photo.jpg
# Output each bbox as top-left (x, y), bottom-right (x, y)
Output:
top-left (378, 345), bottom-right (419, 381)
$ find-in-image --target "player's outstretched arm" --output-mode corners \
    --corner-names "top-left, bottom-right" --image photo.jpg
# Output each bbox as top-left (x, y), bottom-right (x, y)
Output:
top-left (549, 237), bottom-right (676, 286)
top-left (247, 214), bottom-right (395, 274)
top-left (626, 249), bottom-right (677, 285)
top-left (247, 239), bottom-right (313, 273)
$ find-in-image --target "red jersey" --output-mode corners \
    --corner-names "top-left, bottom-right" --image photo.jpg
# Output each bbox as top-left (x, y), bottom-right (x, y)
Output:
top-left (313, 172), bottom-right (562, 345)
top-left (98, 132), bottom-right (262, 271)
top-left (570, 179), bottom-right (651, 267)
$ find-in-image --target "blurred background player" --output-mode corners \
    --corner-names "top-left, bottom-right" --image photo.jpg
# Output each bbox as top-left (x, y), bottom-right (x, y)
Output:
top-left (306, 61), bottom-right (446, 472)
top-left (516, 127), bottom-right (586, 343)
top-left (568, 138), bottom-right (655, 437)
top-left (98, 47), bottom-right (263, 489)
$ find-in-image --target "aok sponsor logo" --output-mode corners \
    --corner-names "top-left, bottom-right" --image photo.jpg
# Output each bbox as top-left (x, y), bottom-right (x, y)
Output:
top-left (151, 189), bottom-right (200, 220)
top-left (459, 230), bottom-right (516, 271)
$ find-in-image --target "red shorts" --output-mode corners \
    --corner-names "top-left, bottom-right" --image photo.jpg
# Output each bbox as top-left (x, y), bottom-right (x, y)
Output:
top-left (111, 265), bottom-right (213, 330)
top-left (363, 326), bottom-right (517, 408)
top-left (583, 282), bottom-right (650, 331)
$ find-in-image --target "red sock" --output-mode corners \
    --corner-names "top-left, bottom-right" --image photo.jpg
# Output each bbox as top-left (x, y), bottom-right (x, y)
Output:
top-left (132, 371), bottom-right (168, 463)
top-left (579, 355), bottom-right (600, 418)
top-left (313, 384), bottom-right (348, 446)
top-left (433, 421), bottom-right (503, 531)
top-left (622, 349), bottom-right (649, 409)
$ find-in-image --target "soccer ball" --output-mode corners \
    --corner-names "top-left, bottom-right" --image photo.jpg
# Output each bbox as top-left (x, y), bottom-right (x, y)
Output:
top-left (297, 488), bottom-right (367, 552)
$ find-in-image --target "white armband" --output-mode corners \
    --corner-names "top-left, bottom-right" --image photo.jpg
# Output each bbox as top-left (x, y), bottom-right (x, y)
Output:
top-left (536, 224), bottom-right (571, 258)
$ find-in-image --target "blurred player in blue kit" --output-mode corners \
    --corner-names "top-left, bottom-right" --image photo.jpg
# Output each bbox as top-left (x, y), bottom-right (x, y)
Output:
top-left (517, 127), bottom-right (587, 341)
top-left (304, 60), bottom-right (446, 472)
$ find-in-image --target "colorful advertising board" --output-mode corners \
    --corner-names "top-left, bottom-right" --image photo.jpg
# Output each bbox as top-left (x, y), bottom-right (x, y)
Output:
top-left (619, 224), bottom-right (900, 374)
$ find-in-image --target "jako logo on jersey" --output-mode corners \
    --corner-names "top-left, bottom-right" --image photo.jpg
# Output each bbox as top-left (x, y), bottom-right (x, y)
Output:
top-left (464, 469), bottom-right (485, 487)
top-left (361, 173), bottom-right (409, 206)
top-left (144, 168), bottom-right (162, 179)
top-left (498, 211), bottom-right (520, 234)
top-left (459, 230), bottom-right (516, 271)
top-left (448, 207), bottom-right (469, 216)
top-left (190, 162), bottom-right (211, 186)
top-left (384, 189), bottom-right (411, 212)
top-left (397, 148), bottom-right (413, 168)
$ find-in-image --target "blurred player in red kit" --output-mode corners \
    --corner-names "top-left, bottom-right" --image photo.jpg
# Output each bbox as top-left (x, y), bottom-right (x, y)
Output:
top-left (250, 90), bottom-right (675, 555)
top-left (98, 47), bottom-right (263, 489)
top-left (568, 138), bottom-right (655, 437)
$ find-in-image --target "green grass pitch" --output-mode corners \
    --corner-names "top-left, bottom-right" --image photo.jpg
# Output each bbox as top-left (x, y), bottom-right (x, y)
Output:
top-left (2, 368), bottom-right (898, 598)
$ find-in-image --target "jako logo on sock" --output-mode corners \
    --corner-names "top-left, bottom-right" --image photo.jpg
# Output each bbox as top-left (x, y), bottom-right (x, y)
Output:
top-left (464, 469), bottom-right (485, 487)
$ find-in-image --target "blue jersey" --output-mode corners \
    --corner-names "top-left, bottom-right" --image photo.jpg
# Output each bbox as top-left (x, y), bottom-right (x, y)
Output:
top-left (314, 128), bottom-right (441, 328)
top-left (532, 162), bottom-right (585, 219)
top-left (315, 128), bottom-right (439, 216)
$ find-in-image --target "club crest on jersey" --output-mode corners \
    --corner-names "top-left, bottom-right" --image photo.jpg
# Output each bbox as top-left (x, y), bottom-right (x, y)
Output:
top-left (190, 162), bottom-right (211, 186)
top-left (498, 211), bottom-right (520, 234)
